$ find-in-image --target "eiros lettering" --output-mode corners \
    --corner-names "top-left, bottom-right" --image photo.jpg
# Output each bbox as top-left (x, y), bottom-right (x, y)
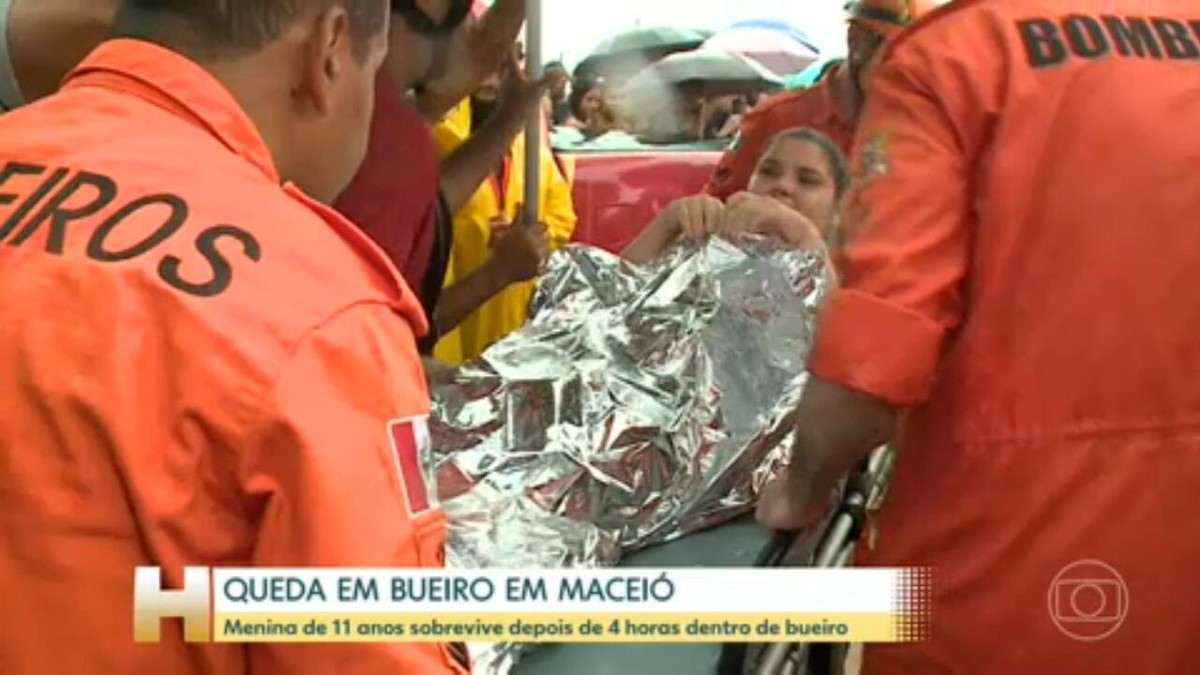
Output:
top-left (1017, 15), bottom-right (1200, 67)
top-left (0, 161), bottom-right (261, 297)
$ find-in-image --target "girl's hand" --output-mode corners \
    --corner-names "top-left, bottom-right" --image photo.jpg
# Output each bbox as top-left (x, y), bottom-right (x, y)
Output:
top-left (666, 194), bottom-right (727, 242)
top-left (725, 192), bottom-right (825, 249)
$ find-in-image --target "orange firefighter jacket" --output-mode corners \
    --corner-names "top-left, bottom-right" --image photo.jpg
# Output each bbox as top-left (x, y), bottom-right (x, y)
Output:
top-left (809, 1), bottom-right (1200, 673)
top-left (0, 39), bottom-right (466, 675)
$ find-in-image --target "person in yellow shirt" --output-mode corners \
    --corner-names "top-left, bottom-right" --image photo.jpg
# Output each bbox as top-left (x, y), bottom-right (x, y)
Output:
top-left (432, 63), bottom-right (577, 364)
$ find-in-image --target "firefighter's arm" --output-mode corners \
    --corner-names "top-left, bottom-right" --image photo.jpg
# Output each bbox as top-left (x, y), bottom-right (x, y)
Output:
top-left (242, 303), bottom-right (463, 674)
top-left (702, 105), bottom-right (776, 201)
top-left (772, 28), bottom-right (997, 520)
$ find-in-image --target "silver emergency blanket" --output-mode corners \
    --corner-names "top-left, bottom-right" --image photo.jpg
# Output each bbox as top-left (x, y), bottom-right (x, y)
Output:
top-left (432, 234), bottom-right (826, 548)
top-left (442, 487), bottom-right (623, 675)
top-left (431, 237), bottom-right (826, 674)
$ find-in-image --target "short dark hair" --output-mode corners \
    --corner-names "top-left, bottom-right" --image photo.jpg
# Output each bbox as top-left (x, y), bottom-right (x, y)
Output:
top-left (390, 0), bottom-right (471, 36)
top-left (113, 0), bottom-right (387, 57)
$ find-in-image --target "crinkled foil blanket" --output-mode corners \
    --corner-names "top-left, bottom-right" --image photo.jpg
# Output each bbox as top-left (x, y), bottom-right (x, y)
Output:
top-left (426, 237), bottom-right (828, 674)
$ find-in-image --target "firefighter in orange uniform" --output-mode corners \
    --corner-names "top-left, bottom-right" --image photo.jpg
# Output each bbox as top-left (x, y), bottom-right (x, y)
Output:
top-left (705, 0), bottom-right (941, 201)
top-left (0, 1), bottom-right (466, 673)
top-left (758, 1), bottom-right (1200, 673)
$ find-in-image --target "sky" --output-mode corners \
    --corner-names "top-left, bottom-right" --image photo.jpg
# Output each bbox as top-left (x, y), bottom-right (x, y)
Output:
top-left (529, 0), bottom-right (852, 70)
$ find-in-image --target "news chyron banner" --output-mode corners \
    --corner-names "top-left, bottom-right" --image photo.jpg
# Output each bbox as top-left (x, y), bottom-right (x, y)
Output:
top-left (134, 568), bottom-right (932, 644)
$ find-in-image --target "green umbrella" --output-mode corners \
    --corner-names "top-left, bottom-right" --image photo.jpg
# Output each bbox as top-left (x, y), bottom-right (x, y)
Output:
top-left (784, 57), bottom-right (845, 90)
top-left (573, 26), bottom-right (708, 80)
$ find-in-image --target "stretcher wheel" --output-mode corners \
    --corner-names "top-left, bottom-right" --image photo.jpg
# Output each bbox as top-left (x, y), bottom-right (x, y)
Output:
top-left (716, 447), bottom-right (894, 675)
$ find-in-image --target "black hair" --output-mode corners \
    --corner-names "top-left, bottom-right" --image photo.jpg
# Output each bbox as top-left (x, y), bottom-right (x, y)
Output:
top-left (112, 0), bottom-right (388, 58)
top-left (567, 76), bottom-right (601, 121)
top-left (391, 0), bottom-right (471, 35)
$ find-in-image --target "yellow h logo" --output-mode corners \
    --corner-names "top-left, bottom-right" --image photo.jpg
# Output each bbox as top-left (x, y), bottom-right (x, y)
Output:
top-left (133, 567), bottom-right (212, 643)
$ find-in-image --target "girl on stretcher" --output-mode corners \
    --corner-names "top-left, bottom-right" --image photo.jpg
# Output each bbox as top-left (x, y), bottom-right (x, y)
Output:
top-left (622, 127), bottom-right (849, 277)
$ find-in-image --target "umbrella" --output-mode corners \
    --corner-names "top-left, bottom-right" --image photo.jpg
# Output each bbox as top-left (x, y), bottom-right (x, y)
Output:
top-left (621, 49), bottom-right (784, 99)
top-left (702, 20), bottom-right (821, 78)
top-left (783, 57), bottom-right (845, 90)
top-left (573, 26), bottom-right (708, 80)
top-left (724, 19), bottom-right (819, 52)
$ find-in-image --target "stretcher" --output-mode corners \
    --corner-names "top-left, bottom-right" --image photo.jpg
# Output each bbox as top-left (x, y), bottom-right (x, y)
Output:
top-left (724, 445), bottom-right (895, 675)
top-left (513, 446), bottom-right (895, 675)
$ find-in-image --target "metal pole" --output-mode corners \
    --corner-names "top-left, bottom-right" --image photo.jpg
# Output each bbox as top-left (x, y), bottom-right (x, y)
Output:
top-left (522, 0), bottom-right (543, 225)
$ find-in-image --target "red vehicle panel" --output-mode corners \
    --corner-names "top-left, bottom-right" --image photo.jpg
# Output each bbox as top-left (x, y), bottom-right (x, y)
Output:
top-left (561, 146), bottom-right (722, 255)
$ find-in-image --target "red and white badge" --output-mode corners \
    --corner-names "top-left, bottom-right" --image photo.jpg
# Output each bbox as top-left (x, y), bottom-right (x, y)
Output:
top-left (387, 416), bottom-right (436, 517)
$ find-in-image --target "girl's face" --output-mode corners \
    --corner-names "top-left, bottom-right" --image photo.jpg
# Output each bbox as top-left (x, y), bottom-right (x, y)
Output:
top-left (747, 137), bottom-right (840, 236)
top-left (581, 88), bottom-right (603, 118)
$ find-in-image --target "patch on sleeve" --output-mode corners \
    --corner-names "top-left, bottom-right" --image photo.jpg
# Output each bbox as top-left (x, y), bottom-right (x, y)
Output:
top-left (856, 130), bottom-right (893, 180)
top-left (842, 130), bottom-right (894, 240)
top-left (387, 416), bottom-right (437, 516)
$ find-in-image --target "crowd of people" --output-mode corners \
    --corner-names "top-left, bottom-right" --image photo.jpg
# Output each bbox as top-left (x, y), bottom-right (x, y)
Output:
top-left (1, 0), bottom-right (1199, 674)
top-left (549, 71), bottom-right (765, 145)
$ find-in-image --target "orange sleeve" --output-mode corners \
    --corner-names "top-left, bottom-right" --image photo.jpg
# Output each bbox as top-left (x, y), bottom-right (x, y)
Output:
top-left (242, 303), bottom-right (463, 674)
top-left (703, 104), bottom-right (779, 200)
top-left (808, 16), bottom-right (998, 407)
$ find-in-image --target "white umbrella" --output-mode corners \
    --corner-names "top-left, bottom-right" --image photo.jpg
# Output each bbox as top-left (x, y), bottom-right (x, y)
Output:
top-left (572, 26), bottom-right (709, 81)
top-left (702, 22), bottom-right (821, 78)
top-left (621, 48), bottom-right (784, 99)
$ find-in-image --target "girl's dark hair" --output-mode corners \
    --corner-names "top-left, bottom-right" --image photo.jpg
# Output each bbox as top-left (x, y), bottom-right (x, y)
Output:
top-left (762, 127), bottom-right (851, 198)
top-left (567, 77), bottom-right (601, 120)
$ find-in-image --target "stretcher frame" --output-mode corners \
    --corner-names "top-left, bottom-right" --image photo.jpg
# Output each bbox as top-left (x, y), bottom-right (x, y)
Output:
top-left (717, 445), bottom-right (896, 675)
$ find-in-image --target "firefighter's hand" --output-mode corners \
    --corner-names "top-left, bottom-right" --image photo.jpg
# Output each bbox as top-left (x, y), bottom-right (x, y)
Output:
top-left (663, 194), bottom-right (727, 242)
top-left (492, 218), bottom-right (548, 283)
top-left (725, 192), bottom-right (825, 249)
top-left (756, 465), bottom-right (837, 532)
